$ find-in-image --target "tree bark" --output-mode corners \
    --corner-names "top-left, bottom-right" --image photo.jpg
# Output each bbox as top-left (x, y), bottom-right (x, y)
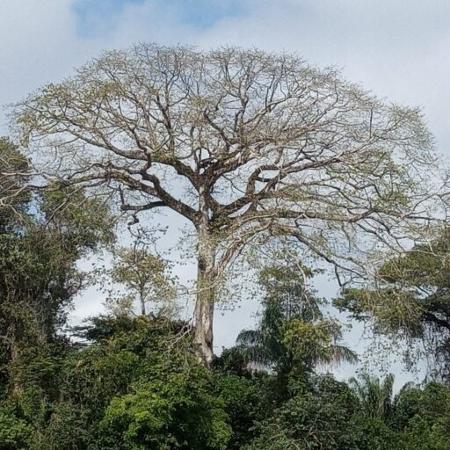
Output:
top-left (193, 270), bottom-right (215, 365)
top-left (139, 290), bottom-right (146, 316)
top-left (194, 194), bottom-right (216, 366)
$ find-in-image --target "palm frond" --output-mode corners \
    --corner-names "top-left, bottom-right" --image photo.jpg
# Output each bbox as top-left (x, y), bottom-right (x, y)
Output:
top-left (350, 373), bottom-right (395, 420)
top-left (329, 344), bottom-right (358, 365)
top-left (236, 329), bottom-right (263, 346)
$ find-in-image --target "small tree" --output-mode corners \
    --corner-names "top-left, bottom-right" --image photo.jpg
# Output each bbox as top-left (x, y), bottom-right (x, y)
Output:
top-left (107, 245), bottom-right (177, 317)
top-left (349, 373), bottom-right (395, 421)
top-left (15, 44), bottom-right (439, 363)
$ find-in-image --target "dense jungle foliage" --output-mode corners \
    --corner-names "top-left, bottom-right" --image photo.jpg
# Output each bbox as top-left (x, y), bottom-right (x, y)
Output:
top-left (1, 315), bottom-right (450, 449)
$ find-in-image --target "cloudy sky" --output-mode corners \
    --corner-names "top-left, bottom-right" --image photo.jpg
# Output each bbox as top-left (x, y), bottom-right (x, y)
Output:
top-left (1, 0), bottom-right (449, 383)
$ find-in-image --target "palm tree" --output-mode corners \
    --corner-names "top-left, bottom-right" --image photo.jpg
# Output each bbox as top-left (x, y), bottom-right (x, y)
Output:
top-left (349, 373), bottom-right (395, 420)
top-left (236, 263), bottom-right (357, 374)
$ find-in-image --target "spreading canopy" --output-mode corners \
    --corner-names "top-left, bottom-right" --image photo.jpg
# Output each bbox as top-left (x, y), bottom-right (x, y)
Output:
top-left (13, 43), bottom-right (440, 362)
top-left (15, 44), bottom-right (437, 278)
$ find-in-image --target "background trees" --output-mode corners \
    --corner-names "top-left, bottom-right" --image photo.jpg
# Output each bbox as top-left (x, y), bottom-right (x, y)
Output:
top-left (15, 44), bottom-right (439, 363)
top-left (336, 227), bottom-right (450, 379)
top-left (0, 137), bottom-right (29, 225)
top-left (0, 138), bottom-right (114, 397)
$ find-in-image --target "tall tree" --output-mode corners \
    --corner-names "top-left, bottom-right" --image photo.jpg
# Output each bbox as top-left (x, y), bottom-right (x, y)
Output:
top-left (14, 44), bottom-right (438, 363)
top-left (0, 140), bottom-right (114, 392)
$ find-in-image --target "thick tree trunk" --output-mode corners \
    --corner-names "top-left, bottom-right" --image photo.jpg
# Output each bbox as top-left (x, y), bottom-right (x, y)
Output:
top-left (193, 271), bottom-right (215, 365)
top-left (194, 196), bottom-right (217, 366)
top-left (139, 291), bottom-right (146, 316)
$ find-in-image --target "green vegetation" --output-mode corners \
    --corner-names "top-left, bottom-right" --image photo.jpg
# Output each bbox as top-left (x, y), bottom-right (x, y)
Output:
top-left (336, 227), bottom-right (450, 378)
top-left (1, 315), bottom-right (449, 449)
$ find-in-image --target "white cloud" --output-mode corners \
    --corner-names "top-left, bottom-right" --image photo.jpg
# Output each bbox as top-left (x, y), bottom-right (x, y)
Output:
top-left (0, 1), bottom-right (79, 108)
top-left (2, 0), bottom-right (449, 149)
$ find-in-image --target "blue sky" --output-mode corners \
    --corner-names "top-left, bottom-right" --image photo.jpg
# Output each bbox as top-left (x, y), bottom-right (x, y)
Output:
top-left (72, 0), bottom-right (244, 36)
top-left (72, 0), bottom-right (145, 36)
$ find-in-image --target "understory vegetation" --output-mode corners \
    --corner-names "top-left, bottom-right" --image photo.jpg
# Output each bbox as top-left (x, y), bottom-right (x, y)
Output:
top-left (1, 315), bottom-right (450, 449)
